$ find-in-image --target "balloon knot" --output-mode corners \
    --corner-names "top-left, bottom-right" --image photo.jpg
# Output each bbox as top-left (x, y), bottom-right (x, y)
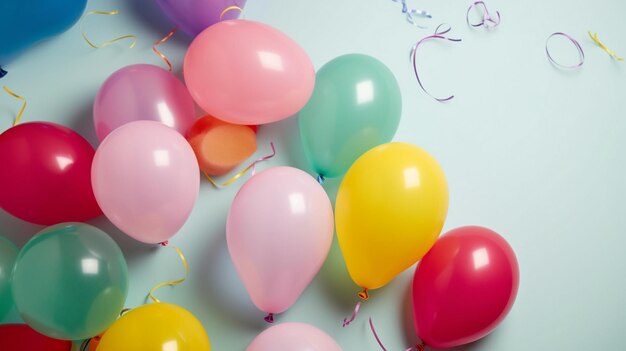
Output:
top-left (0, 67), bottom-right (7, 78)
top-left (264, 313), bottom-right (274, 323)
top-left (358, 288), bottom-right (369, 301)
top-left (317, 174), bottom-right (325, 184)
top-left (415, 341), bottom-right (426, 351)
top-left (160, 240), bottom-right (169, 246)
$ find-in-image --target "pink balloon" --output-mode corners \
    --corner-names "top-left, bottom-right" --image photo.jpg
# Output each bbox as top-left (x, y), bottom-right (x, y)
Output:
top-left (92, 121), bottom-right (200, 244)
top-left (246, 323), bottom-right (342, 351)
top-left (227, 167), bottom-right (333, 316)
top-left (184, 20), bottom-right (315, 125)
top-left (412, 226), bottom-right (520, 349)
top-left (94, 64), bottom-right (197, 141)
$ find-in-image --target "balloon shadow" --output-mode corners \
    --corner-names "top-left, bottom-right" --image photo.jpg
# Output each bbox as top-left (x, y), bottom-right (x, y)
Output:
top-left (126, 0), bottom-right (178, 37)
top-left (194, 222), bottom-right (266, 330)
top-left (65, 99), bottom-right (99, 148)
top-left (317, 235), bottom-right (362, 314)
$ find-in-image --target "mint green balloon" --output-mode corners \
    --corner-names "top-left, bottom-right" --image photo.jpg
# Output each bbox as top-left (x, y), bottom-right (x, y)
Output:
top-left (11, 223), bottom-right (128, 340)
top-left (299, 54), bottom-right (402, 178)
top-left (0, 236), bottom-right (18, 320)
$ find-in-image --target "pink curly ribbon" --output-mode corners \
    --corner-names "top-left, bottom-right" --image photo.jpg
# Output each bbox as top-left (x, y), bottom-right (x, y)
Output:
top-left (343, 301), bottom-right (361, 327)
top-left (411, 24), bottom-right (462, 102)
top-left (545, 32), bottom-right (585, 69)
top-left (466, 1), bottom-right (501, 29)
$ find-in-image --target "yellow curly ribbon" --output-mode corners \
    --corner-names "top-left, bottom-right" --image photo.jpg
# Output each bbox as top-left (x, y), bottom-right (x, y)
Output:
top-left (148, 245), bottom-right (188, 303)
top-left (153, 27), bottom-right (177, 72)
top-left (588, 31), bottom-right (623, 61)
top-left (204, 142), bottom-right (276, 188)
top-left (3, 86), bottom-right (26, 126)
top-left (81, 11), bottom-right (137, 49)
top-left (220, 5), bottom-right (243, 20)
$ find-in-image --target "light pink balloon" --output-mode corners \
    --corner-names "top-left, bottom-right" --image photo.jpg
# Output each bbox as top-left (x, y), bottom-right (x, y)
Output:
top-left (246, 323), bottom-right (342, 351)
top-left (94, 64), bottom-right (197, 141)
top-left (92, 121), bottom-right (200, 244)
top-left (184, 20), bottom-right (315, 125)
top-left (227, 167), bottom-right (333, 315)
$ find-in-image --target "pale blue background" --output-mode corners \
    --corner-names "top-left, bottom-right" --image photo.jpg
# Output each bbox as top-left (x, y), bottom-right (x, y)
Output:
top-left (1, 0), bottom-right (625, 350)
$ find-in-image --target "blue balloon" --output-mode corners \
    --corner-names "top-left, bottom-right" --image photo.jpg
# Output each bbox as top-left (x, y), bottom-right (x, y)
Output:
top-left (0, 0), bottom-right (87, 70)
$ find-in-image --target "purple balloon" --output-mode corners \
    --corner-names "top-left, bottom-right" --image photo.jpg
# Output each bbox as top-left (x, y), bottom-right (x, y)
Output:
top-left (93, 64), bottom-right (197, 141)
top-left (156, 0), bottom-right (247, 37)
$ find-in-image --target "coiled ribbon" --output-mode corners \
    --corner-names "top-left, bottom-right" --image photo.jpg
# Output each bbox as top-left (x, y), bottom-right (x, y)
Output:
top-left (545, 32), bottom-right (585, 69)
top-left (148, 244), bottom-right (188, 303)
top-left (411, 24), bottom-right (461, 102)
top-left (466, 1), bottom-right (501, 29)
top-left (153, 27), bottom-right (177, 72)
top-left (81, 11), bottom-right (137, 49)
top-left (342, 288), bottom-right (369, 327)
top-left (588, 31), bottom-right (623, 61)
top-left (391, 0), bottom-right (432, 29)
top-left (3, 86), bottom-right (26, 126)
top-left (204, 142), bottom-right (276, 188)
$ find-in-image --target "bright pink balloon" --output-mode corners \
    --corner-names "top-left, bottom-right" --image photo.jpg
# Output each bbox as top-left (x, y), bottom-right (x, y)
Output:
top-left (92, 121), bottom-right (199, 244)
top-left (94, 64), bottom-right (197, 141)
top-left (184, 20), bottom-right (315, 125)
top-left (0, 122), bottom-right (101, 225)
top-left (246, 323), bottom-right (342, 351)
top-left (227, 167), bottom-right (333, 316)
top-left (412, 226), bottom-right (520, 348)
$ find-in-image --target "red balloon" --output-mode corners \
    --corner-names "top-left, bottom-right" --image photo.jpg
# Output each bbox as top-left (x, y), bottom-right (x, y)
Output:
top-left (412, 226), bottom-right (519, 349)
top-left (0, 122), bottom-right (102, 225)
top-left (0, 324), bottom-right (72, 351)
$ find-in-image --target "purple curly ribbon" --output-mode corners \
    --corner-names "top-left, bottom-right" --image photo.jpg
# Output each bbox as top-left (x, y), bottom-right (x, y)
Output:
top-left (466, 1), bottom-right (501, 29)
top-left (545, 32), bottom-right (585, 69)
top-left (411, 24), bottom-right (462, 102)
top-left (369, 318), bottom-right (426, 351)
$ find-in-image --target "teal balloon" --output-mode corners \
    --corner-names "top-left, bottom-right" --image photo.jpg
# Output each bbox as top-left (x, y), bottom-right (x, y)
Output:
top-left (11, 223), bottom-right (128, 340)
top-left (298, 54), bottom-right (402, 178)
top-left (0, 236), bottom-right (18, 320)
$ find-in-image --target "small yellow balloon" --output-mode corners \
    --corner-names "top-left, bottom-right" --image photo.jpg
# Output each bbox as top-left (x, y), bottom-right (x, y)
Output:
top-left (96, 303), bottom-right (211, 351)
top-left (336, 142), bottom-right (448, 290)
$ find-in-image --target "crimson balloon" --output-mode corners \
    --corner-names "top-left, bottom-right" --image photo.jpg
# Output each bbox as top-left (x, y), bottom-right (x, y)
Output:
top-left (412, 226), bottom-right (519, 348)
top-left (0, 122), bottom-right (102, 225)
top-left (0, 324), bottom-right (72, 351)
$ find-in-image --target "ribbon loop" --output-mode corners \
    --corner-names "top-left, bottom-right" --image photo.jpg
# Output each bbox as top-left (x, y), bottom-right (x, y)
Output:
top-left (81, 11), bottom-right (137, 49)
top-left (410, 24), bottom-right (462, 102)
top-left (3, 86), bottom-right (27, 126)
top-left (467, 1), bottom-right (501, 29)
top-left (148, 245), bottom-right (189, 303)
top-left (204, 141), bottom-right (276, 188)
top-left (545, 32), bottom-right (585, 69)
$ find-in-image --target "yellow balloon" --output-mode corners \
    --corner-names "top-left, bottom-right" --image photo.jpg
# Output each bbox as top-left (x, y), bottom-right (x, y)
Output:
top-left (336, 142), bottom-right (448, 290)
top-left (96, 303), bottom-right (211, 351)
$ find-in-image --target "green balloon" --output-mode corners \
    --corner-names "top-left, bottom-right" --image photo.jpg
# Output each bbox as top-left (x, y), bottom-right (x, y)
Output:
top-left (0, 236), bottom-right (18, 320)
top-left (11, 223), bottom-right (128, 340)
top-left (299, 54), bottom-right (402, 178)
